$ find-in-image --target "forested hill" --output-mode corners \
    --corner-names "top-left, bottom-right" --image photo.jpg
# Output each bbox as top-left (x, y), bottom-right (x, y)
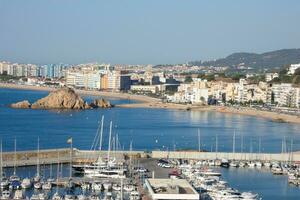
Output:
top-left (190, 49), bottom-right (300, 70)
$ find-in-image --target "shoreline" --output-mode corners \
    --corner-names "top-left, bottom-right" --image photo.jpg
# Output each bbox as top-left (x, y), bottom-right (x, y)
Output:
top-left (1, 83), bottom-right (300, 124)
top-left (0, 83), bottom-right (159, 103)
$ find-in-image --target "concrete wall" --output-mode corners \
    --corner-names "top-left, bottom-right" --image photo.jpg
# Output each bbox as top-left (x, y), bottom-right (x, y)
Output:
top-left (152, 151), bottom-right (300, 162)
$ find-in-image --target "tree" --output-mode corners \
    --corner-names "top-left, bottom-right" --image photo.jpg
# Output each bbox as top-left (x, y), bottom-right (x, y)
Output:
top-left (292, 75), bottom-right (300, 84)
top-left (184, 75), bottom-right (193, 83)
top-left (294, 68), bottom-right (300, 75)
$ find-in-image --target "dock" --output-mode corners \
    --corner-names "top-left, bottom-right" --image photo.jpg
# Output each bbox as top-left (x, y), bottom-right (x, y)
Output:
top-left (2, 148), bottom-right (300, 168)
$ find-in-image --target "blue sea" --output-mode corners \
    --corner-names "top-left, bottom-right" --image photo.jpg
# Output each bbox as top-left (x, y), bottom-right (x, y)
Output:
top-left (1, 88), bottom-right (300, 199)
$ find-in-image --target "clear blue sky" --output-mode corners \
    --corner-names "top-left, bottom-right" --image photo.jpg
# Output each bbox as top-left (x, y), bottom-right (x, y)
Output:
top-left (0, 0), bottom-right (300, 65)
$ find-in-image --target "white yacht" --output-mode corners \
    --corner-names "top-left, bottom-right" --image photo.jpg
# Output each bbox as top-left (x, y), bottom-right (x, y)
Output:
top-left (51, 192), bottom-right (62, 200)
top-left (30, 194), bottom-right (40, 200)
top-left (89, 193), bottom-right (100, 200)
top-left (91, 182), bottom-right (102, 191)
top-left (0, 190), bottom-right (11, 200)
top-left (77, 195), bottom-right (88, 200)
top-left (255, 161), bottom-right (262, 168)
top-left (38, 193), bottom-right (48, 200)
top-left (123, 184), bottom-right (135, 192)
top-left (21, 178), bottom-right (32, 189)
top-left (64, 194), bottom-right (75, 200)
top-left (129, 191), bottom-right (141, 200)
top-left (112, 184), bottom-right (121, 191)
top-left (13, 189), bottom-right (25, 200)
top-left (34, 182), bottom-right (42, 189)
top-left (102, 182), bottom-right (112, 190)
top-left (42, 181), bottom-right (52, 190)
top-left (0, 178), bottom-right (9, 189)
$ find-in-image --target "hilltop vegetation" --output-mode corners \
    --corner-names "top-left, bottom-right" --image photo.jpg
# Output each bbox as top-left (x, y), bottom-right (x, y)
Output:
top-left (190, 49), bottom-right (300, 71)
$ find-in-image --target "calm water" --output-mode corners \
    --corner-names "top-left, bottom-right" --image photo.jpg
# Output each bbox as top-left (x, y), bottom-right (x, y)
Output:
top-left (0, 88), bottom-right (299, 152)
top-left (1, 88), bottom-right (300, 199)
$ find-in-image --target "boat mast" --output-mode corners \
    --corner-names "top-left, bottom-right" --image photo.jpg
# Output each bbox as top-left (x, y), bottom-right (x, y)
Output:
top-left (107, 121), bottom-right (112, 163)
top-left (215, 135), bottom-right (218, 153)
top-left (233, 130), bottom-right (236, 153)
top-left (56, 151), bottom-right (59, 193)
top-left (215, 134), bottom-right (218, 159)
top-left (258, 137), bottom-right (261, 154)
top-left (37, 137), bottom-right (40, 177)
top-left (290, 138), bottom-right (294, 164)
top-left (0, 140), bottom-right (2, 181)
top-left (13, 138), bottom-right (17, 176)
top-left (241, 134), bottom-right (244, 153)
top-left (99, 115), bottom-right (104, 151)
top-left (198, 129), bottom-right (201, 152)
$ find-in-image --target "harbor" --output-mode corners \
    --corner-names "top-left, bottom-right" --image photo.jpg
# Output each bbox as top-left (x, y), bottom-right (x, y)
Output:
top-left (1, 146), bottom-right (300, 199)
top-left (1, 88), bottom-right (300, 199)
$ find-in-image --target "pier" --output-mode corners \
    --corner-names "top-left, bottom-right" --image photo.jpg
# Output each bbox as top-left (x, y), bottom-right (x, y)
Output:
top-left (151, 150), bottom-right (300, 162)
top-left (2, 148), bottom-right (300, 167)
top-left (1, 148), bottom-right (146, 167)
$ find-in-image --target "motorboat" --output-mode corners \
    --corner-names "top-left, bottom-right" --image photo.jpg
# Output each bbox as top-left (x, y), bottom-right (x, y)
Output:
top-left (112, 184), bottom-right (121, 191)
top-left (0, 178), bottom-right (9, 189)
top-left (255, 161), bottom-right (262, 168)
top-left (230, 161), bottom-right (239, 167)
top-left (248, 162), bottom-right (256, 168)
top-left (34, 182), bottom-right (42, 190)
top-left (81, 182), bottom-right (90, 190)
top-left (200, 169), bottom-right (222, 177)
top-left (102, 182), bottom-right (112, 190)
top-left (91, 182), bottom-right (102, 191)
top-left (64, 194), bottom-right (76, 200)
top-left (51, 192), bottom-right (62, 200)
top-left (21, 178), bottom-right (32, 189)
top-left (9, 180), bottom-right (21, 190)
top-left (241, 192), bottom-right (258, 199)
top-left (0, 190), bottom-right (11, 200)
top-left (13, 189), bottom-right (25, 200)
top-left (30, 194), bottom-right (40, 200)
top-left (89, 193), bottom-right (100, 200)
top-left (77, 195), bottom-right (88, 200)
top-left (42, 181), bottom-right (52, 190)
top-left (220, 159), bottom-right (229, 168)
top-left (129, 191), bottom-right (141, 200)
top-left (38, 193), bottom-right (48, 200)
top-left (123, 184), bottom-right (135, 192)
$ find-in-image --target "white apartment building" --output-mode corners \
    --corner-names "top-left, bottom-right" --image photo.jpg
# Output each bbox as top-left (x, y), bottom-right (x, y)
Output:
top-left (66, 70), bottom-right (101, 89)
top-left (265, 72), bottom-right (279, 82)
top-left (107, 70), bottom-right (121, 91)
top-left (130, 85), bottom-right (165, 94)
top-left (288, 63), bottom-right (300, 75)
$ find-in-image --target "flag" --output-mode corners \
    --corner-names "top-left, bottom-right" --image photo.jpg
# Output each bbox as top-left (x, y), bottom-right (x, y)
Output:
top-left (67, 137), bottom-right (72, 144)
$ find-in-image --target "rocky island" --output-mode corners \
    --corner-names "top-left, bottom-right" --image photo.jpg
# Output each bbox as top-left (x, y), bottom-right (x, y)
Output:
top-left (10, 88), bottom-right (112, 109)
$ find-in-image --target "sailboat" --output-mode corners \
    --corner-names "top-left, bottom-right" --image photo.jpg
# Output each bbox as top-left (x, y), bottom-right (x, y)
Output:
top-left (34, 137), bottom-right (42, 190)
top-left (51, 152), bottom-right (62, 200)
top-left (84, 121), bottom-right (126, 179)
top-left (0, 140), bottom-right (9, 189)
top-left (0, 140), bottom-right (11, 200)
top-left (9, 138), bottom-right (21, 190)
top-left (72, 115), bottom-right (105, 173)
top-left (73, 116), bottom-right (126, 178)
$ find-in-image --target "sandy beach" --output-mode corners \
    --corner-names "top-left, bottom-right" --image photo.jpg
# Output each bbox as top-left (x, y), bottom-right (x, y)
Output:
top-left (1, 82), bottom-right (300, 124)
top-left (0, 83), bottom-right (159, 103)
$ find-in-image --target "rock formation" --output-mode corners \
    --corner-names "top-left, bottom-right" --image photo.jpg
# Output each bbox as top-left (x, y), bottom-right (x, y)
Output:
top-left (10, 100), bottom-right (31, 109)
top-left (10, 88), bottom-right (112, 110)
top-left (90, 98), bottom-right (112, 108)
top-left (30, 88), bottom-right (87, 109)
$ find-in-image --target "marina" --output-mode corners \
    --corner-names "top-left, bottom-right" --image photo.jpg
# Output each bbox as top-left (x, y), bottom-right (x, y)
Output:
top-left (1, 88), bottom-right (300, 199)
